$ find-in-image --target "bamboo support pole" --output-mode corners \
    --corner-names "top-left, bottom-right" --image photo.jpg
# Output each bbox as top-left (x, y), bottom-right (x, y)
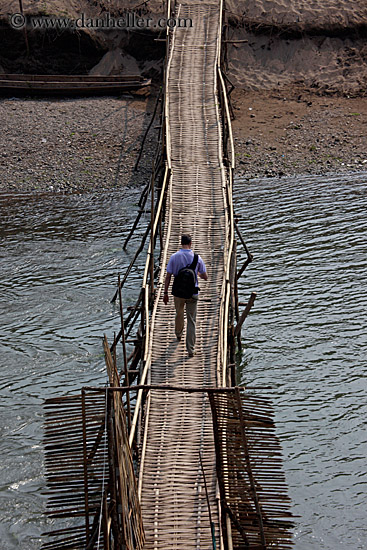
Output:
top-left (113, 332), bottom-right (117, 371)
top-left (118, 276), bottom-right (131, 432)
top-left (111, 222), bottom-right (151, 303)
top-left (81, 389), bottom-right (90, 545)
top-left (122, 184), bottom-right (150, 250)
top-left (234, 292), bottom-right (256, 337)
top-left (235, 387), bottom-right (266, 548)
top-left (107, 394), bottom-right (123, 547)
top-left (150, 162), bottom-right (155, 300)
top-left (110, 291), bottom-right (143, 352)
top-left (236, 256), bottom-right (253, 280)
top-left (234, 219), bottom-right (253, 261)
top-left (134, 88), bottom-right (162, 172)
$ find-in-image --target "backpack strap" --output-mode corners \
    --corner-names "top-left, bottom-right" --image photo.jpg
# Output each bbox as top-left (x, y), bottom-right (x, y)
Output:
top-left (188, 253), bottom-right (199, 271)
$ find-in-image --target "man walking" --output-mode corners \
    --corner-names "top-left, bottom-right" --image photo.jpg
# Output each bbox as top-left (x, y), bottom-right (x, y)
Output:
top-left (163, 234), bottom-right (208, 357)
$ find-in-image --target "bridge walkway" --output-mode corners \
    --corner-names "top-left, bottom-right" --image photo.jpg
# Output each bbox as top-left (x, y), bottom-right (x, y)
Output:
top-left (138, 2), bottom-right (231, 548)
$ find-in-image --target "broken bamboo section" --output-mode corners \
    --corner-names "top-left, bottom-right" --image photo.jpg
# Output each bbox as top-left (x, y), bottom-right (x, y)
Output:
top-left (42, 386), bottom-right (145, 550)
top-left (210, 389), bottom-right (293, 549)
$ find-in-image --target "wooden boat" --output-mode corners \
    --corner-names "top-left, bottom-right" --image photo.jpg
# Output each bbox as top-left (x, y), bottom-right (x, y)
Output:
top-left (0, 74), bottom-right (151, 96)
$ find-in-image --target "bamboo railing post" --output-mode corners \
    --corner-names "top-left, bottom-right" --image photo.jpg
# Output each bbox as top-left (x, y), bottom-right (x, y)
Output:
top-left (234, 292), bottom-right (256, 338)
top-left (140, 287), bottom-right (146, 383)
top-left (81, 389), bottom-right (90, 545)
top-left (107, 392), bottom-right (123, 547)
top-left (102, 490), bottom-right (110, 550)
top-left (118, 275), bottom-right (131, 432)
top-left (229, 242), bottom-right (237, 373)
top-left (113, 332), bottom-right (117, 370)
top-left (199, 450), bottom-right (217, 550)
top-left (150, 162), bottom-right (155, 301)
top-left (235, 387), bottom-right (266, 548)
top-left (208, 392), bottom-right (229, 550)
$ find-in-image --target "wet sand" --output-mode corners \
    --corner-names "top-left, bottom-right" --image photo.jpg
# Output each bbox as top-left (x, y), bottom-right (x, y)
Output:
top-left (232, 86), bottom-right (367, 179)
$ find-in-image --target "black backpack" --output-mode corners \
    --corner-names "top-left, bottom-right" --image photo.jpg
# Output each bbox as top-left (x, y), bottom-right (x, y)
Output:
top-left (172, 254), bottom-right (199, 299)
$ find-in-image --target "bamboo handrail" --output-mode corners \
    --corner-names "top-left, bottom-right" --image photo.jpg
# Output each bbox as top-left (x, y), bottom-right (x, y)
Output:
top-left (129, 176), bottom-right (170, 446)
top-left (129, 2), bottom-right (179, 448)
top-left (216, 4), bottom-right (236, 549)
top-left (218, 68), bottom-right (235, 171)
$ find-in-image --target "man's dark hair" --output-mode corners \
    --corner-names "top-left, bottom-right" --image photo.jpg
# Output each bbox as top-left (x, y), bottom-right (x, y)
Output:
top-left (181, 234), bottom-right (192, 246)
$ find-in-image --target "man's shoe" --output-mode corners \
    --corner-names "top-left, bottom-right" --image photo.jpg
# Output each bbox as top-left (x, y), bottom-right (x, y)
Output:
top-left (176, 334), bottom-right (182, 341)
top-left (188, 351), bottom-right (195, 357)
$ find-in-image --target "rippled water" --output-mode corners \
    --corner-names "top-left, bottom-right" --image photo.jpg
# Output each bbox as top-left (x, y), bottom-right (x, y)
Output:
top-left (235, 172), bottom-right (367, 549)
top-left (1, 172), bottom-right (366, 549)
top-left (0, 191), bottom-right (147, 549)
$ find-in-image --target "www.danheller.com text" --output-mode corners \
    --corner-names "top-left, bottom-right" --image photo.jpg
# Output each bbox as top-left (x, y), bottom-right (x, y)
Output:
top-left (9, 11), bottom-right (194, 30)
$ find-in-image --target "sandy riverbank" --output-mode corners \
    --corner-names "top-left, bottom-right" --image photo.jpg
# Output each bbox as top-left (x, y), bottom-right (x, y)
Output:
top-left (0, 86), bottom-right (366, 194)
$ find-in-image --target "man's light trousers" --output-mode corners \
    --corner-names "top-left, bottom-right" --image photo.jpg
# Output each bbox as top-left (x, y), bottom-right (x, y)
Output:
top-left (173, 296), bottom-right (198, 355)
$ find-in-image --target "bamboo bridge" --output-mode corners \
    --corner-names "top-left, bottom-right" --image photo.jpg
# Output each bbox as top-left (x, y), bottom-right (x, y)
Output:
top-left (138, 1), bottom-right (234, 547)
top-left (42, 1), bottom-right (293, 549)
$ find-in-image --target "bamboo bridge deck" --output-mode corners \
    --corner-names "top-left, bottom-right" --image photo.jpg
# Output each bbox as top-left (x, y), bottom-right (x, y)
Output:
top-left (138, 2), bottom-right (230, 548)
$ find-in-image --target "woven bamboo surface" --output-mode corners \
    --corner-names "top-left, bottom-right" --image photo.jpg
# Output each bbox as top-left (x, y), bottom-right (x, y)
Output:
top-left (139, 2), bottom-right (229, 548)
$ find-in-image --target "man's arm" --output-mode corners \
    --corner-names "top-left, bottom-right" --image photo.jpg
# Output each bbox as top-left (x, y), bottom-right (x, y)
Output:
top-left (198, 255), bottom-right (208, 281)
top-left (163, 273), bottom-right (172, 304)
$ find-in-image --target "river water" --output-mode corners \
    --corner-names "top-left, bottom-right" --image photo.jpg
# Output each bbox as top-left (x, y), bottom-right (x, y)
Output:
top-left (1, 172), bottom-right (366, 549)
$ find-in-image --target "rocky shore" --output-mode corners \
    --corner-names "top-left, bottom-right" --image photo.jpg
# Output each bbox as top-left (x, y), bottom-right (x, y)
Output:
top-left (0, 86), bottom-right (366, 194)
top-left (0, 93), bottom-right (157, 193)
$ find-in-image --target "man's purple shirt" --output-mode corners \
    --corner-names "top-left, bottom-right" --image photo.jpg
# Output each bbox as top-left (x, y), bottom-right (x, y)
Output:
top-left (166, 249), bottom-right (206, 288)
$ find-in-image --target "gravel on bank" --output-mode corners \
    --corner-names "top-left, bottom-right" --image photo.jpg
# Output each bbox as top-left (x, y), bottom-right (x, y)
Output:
top-left (0, 93), bottom-right (158, 194)
top-left (0, 86), bottom-right (366, 195)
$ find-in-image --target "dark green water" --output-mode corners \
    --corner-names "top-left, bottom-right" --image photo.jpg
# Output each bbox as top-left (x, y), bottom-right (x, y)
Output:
top-left (1, 172), bottom-right (366, 548)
